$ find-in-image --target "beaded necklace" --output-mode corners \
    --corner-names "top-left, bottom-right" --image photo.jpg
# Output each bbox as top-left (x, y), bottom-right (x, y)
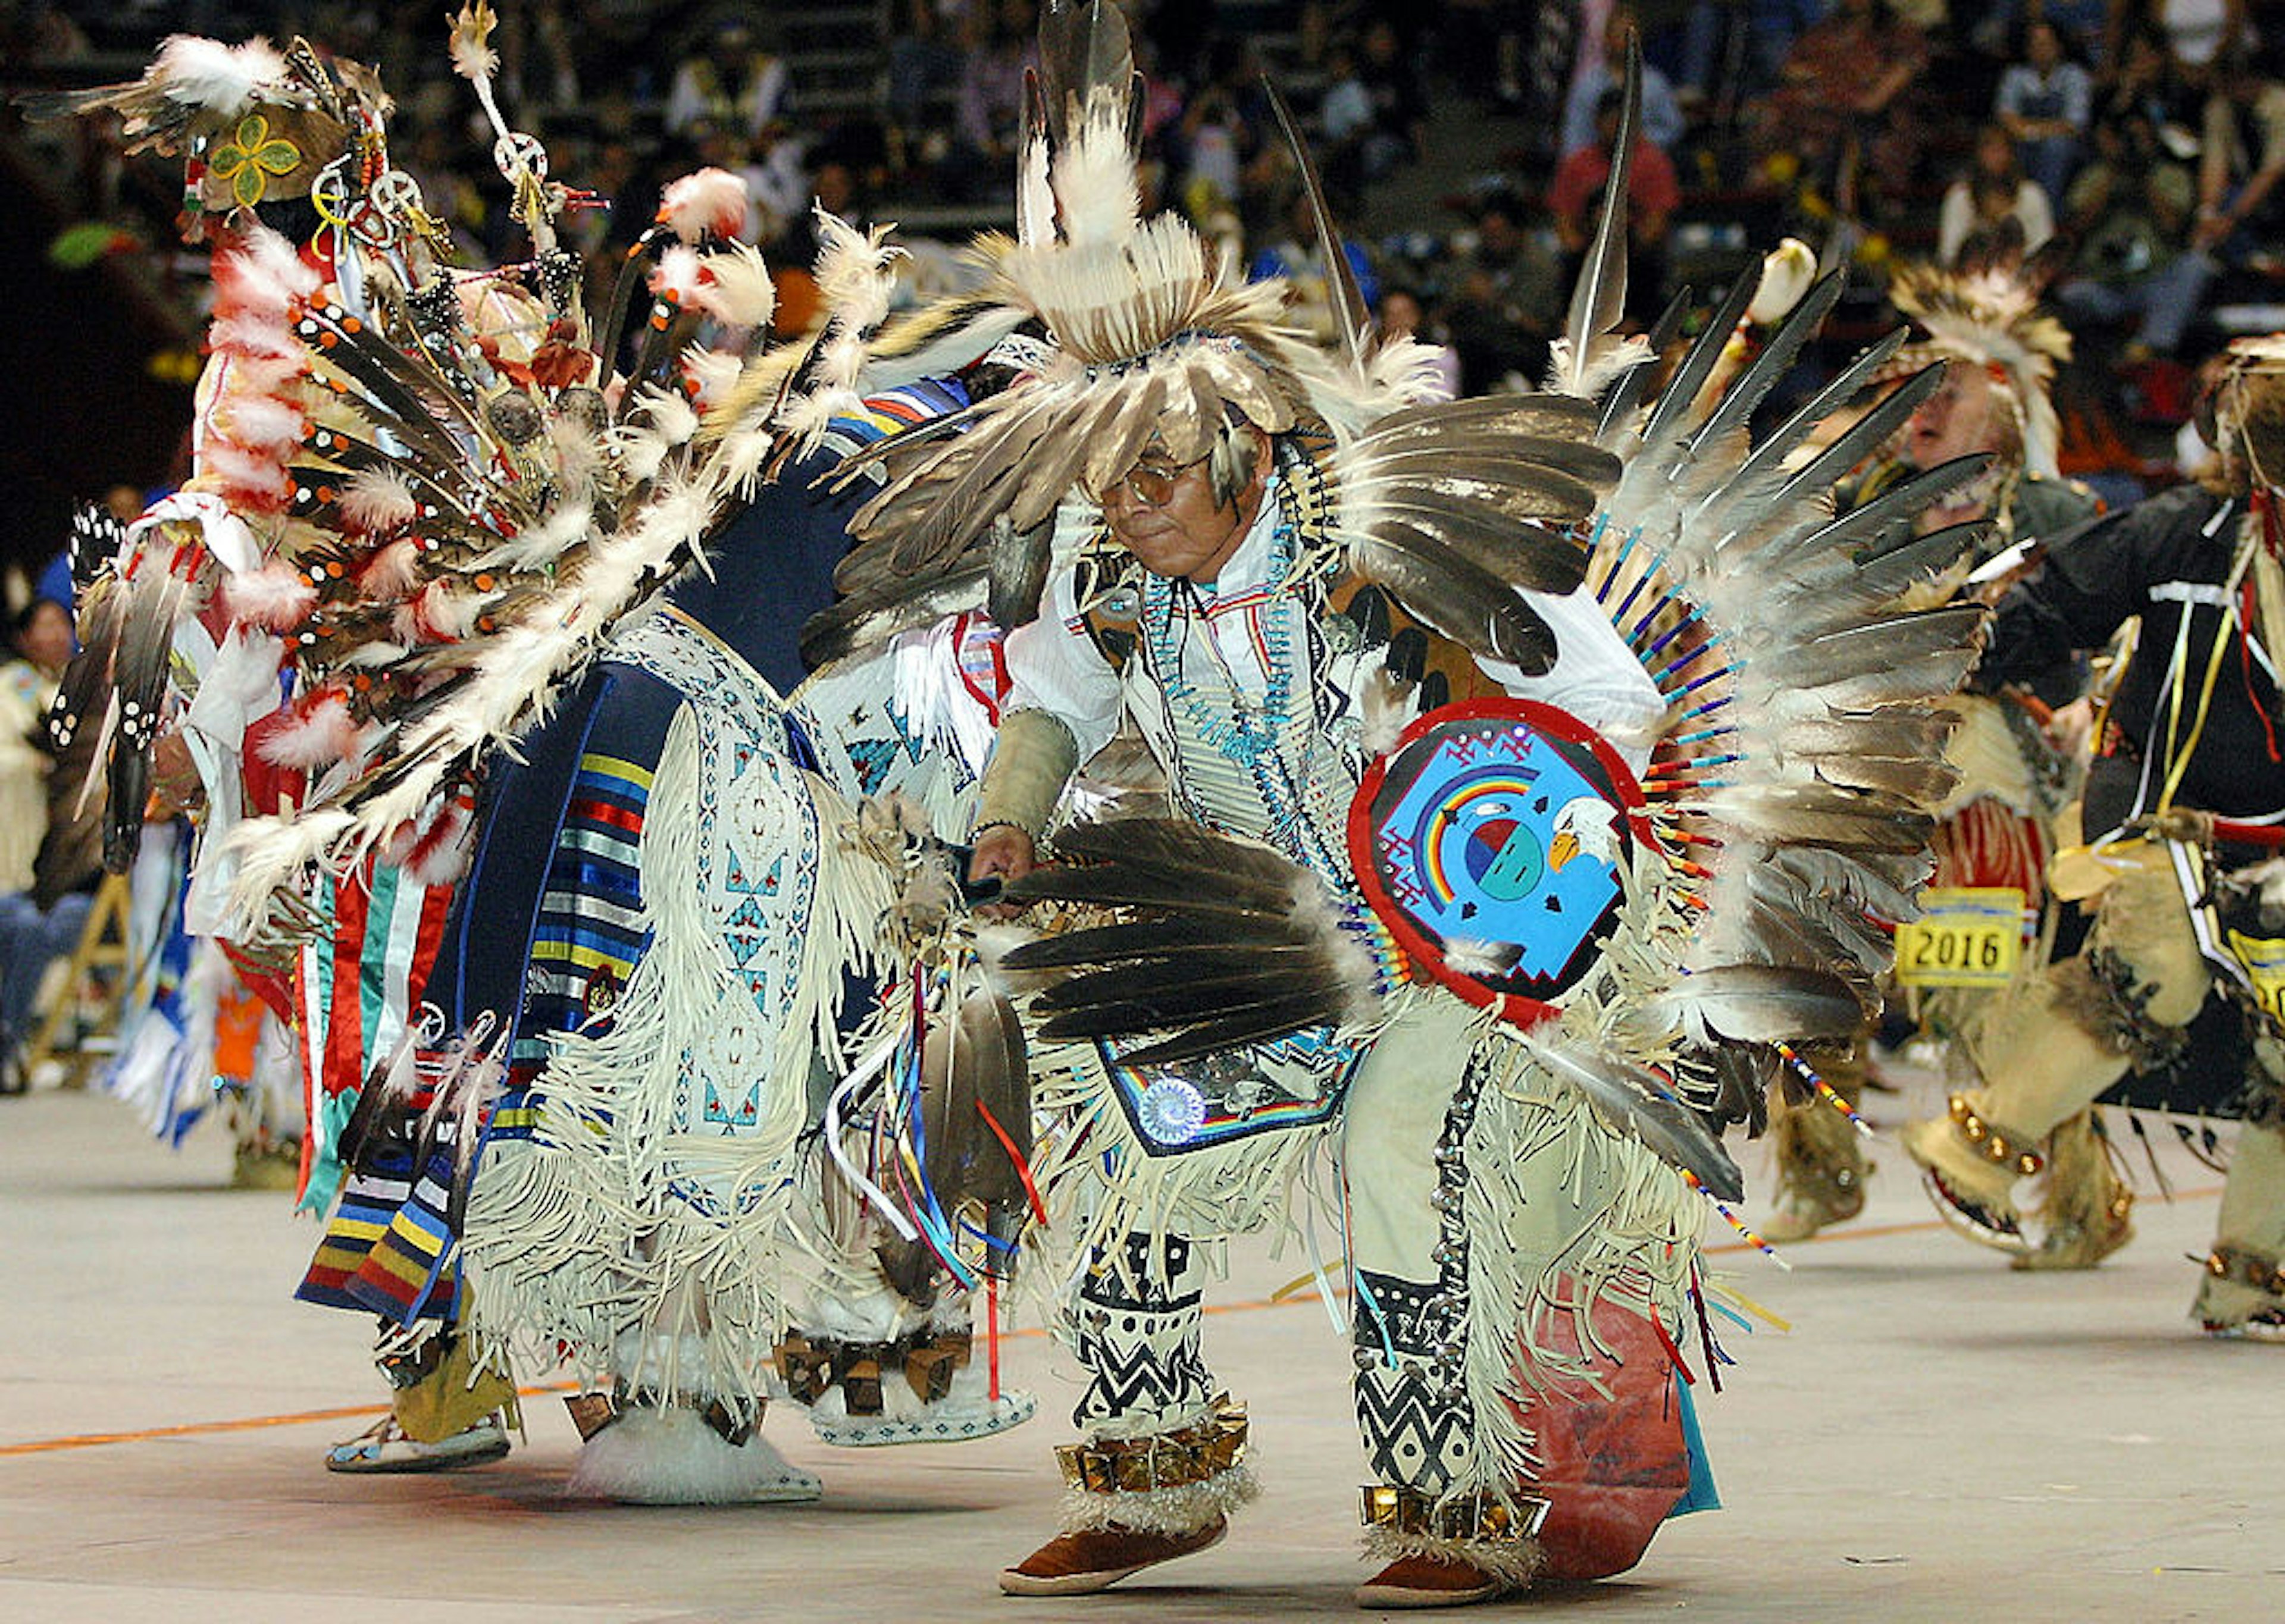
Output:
top-left (1135, 478), bottom-right (1361, 890)
top-left (1138, 478), bottom-right (1301, 770)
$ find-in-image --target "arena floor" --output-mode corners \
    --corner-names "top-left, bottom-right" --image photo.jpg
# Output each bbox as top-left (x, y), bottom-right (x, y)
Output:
top-left (3, 1065), bottom-right (2277, 1623)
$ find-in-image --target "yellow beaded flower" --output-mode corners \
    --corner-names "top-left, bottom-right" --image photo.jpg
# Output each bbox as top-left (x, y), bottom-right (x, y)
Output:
top-left (208, 114), bottom-right (301, 209)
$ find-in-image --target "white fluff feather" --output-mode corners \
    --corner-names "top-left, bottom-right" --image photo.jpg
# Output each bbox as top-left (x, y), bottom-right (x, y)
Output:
top-left (338, 468), bottom-right (420, 534)
top-left (152, 35), bottom-right (289, 115)
top-left (657, 168), bottom-right (750, 244)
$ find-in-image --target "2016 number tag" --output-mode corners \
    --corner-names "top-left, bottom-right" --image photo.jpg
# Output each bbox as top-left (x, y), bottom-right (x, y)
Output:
top-left (2224, 929), bottom-right (2285, 1024)
top-left (1894, 887), bottom-right (2027, 989)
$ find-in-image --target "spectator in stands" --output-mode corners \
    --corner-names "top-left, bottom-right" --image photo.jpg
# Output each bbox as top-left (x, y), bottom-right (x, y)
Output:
top-left (2150, 0), bottom-right (2253, 86)
top-left (2098, 21), bottom-right (2208, 155)
top-left (736, 120), bottom-right (809, 250)
top-left (1550, 86), bottom-right (1683, 312)
top-left (774, 158), bottom-right (866, 269)
top-left (1738, 0), bottom-right (1832, 98)
top-left (0, 596), bottom-right (85, 1095)
top-left (1317, 42), bottom-right (1375, 197)
top-left (1748, 0), bottom-right (1930, 222)
top-left (0, 600), bottom-right (64, 901)
top-left (950, 0), bottom-right (1035, 203)
top-left (562, 137), bottom-right (640, 269)
top-left (2056, 111), bottom-right (2216, 360)
top-left (1441, 190), bottom-right (1563, 393)
top-left (1348, 17), bottom-right (1428, 180)
top-left (663, 18), bottom-right (789, 142)
top-left (397, 119), bottom-right (490, 261)
top-left (1376, 286), bottom-right (1462, 399)
top-left (1560, 7), bottom-right (1687, 160)
top-left (1939, 124), bottom-right (2056, 265)
top-left (1248, 188), bottom-right (1381, 346)
top-left (887, 0), bottom-right (970, 136)
top-left (1434, 0), bottom-right (1530, 110)
top-left (492, 0), bottom-right (579, 116)
top-left (2193, 48), bottom-right (2285, 267)
top-left (2008, 1), bottom-right (2114, 68)
top-left (1179, 79), bottom-right (1250, 228)
top-left (1996, 20), bottom-right (2093, 203)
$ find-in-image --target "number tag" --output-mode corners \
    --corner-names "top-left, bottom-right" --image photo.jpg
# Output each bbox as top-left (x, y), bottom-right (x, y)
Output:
top-left (1895, 887), bottom-right (2027, 989)
top-left (2224, 929), bottom-right (2285, 1024)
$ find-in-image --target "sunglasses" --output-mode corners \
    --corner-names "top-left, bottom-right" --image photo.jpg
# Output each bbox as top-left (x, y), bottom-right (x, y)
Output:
top-left (1098, 452), bottom-right (1207, 508)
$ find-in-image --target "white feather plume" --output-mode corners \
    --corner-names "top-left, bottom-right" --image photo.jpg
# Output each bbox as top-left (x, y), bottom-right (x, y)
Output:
top-left (657, 168), bottom-right (750, 244)
top-left (218, 560), bottom-right (316, 632)
top-left (689, 242), bottom-right (776, 329)
top-left (634, 384), bottom-right (700, 447)
top-left (682, 347), bottom-right (745, 409)
top-left (215, 391), bottom-right (308, 453)
top-left (472, 499), bottom-right (591, 570)
top-left (447, 2), bottom-right (501, 83)
top-left (1747, 239), bottom-right (1819, 327)
top-left (358, 537), bottom-right (424, 598)
top-left (152, 35), bottom-right (289, 115)
top-left (648, 244), bottom-right (706, 309)
top-left (228, 221), bottom-right (321, 307)
top-left (1051, 90), bottom-right (1141, 247)
top-left (338, 467), bottom-right (420, 534)
top-left (258, 691), bottom-right (360, 769)
top-left (206, 312), bottom-right (302, 362)
top-left (813, 209), bottom-right (901, 331)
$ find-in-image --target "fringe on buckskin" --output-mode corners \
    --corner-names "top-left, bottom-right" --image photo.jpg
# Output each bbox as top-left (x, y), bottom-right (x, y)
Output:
top-left (1360, 1523), bottom-right (1547, 1590)
top-left (1058, 1460), bottom-right (1259, 1537)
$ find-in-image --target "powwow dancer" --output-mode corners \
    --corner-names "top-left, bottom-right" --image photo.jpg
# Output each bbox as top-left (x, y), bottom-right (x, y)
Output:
top-left (35, 35), bottom-right (509, 1467)
top-left (1764, 232), bottom-right (2115, 1252)
top-left (810, 5), bottom-right (1987, 1605)
top-left (1901, 336), bottom-right (2285, 1341)
top-left (48, 14), bottom-right (1038, 1493)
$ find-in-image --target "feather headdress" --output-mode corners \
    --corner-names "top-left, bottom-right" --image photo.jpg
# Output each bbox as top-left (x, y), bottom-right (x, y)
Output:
top-left (810, 0), bottom-right (1623, 671)
top-left (27, 35), bottom-right (355, 234)
top-left (1885, 228), bottom-right (2074, 479)
top-left (54, 22), bottom-right (792, 934)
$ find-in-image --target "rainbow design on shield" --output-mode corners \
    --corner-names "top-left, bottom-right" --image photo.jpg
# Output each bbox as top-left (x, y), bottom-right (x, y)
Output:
top-left (1367, 711), bottom-right (1632, 999)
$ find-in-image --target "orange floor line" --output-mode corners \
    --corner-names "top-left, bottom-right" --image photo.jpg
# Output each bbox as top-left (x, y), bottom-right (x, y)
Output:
top-left (0, 1381), bottom-right (581, 1459)
top-left (0, 1185), bottom-right (2225, 1458)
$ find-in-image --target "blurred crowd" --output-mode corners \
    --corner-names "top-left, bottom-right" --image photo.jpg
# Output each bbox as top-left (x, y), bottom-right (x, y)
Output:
top-left (10, 1), bottom-right (2284, 388)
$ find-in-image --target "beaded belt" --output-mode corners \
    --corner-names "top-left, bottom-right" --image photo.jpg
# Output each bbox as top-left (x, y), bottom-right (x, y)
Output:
top-left (1057, 1397), bottom-right (1248, 1495)
top-left (1359, 1484), bottom-right (1551, 1544)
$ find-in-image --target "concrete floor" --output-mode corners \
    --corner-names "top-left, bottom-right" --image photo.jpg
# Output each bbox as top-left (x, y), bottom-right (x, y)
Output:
top-left (3, 1068), bottom-right (2279, 1624)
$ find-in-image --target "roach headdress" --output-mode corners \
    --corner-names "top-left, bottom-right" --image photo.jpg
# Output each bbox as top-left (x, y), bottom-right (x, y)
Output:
top-left (1885, 228), bottom-right (2074, 479)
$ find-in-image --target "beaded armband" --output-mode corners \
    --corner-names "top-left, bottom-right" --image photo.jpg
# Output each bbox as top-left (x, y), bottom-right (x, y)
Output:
top-left (1947, 1093), bottom-right (2045, 1176)
top-left (2205, 1244), bottom-right (2285, 1299)
top-left (969, 818), bottom-right (1038, 843)
top-left (1359, 1485), bottom-right (1551, 1544)
top-left (1057, 1396), bottom-right (1248, 1494)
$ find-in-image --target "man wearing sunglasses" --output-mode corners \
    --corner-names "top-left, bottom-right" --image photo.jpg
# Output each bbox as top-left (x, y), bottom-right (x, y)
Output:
top-left (954, 379), bottom-right (1693, 1610)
